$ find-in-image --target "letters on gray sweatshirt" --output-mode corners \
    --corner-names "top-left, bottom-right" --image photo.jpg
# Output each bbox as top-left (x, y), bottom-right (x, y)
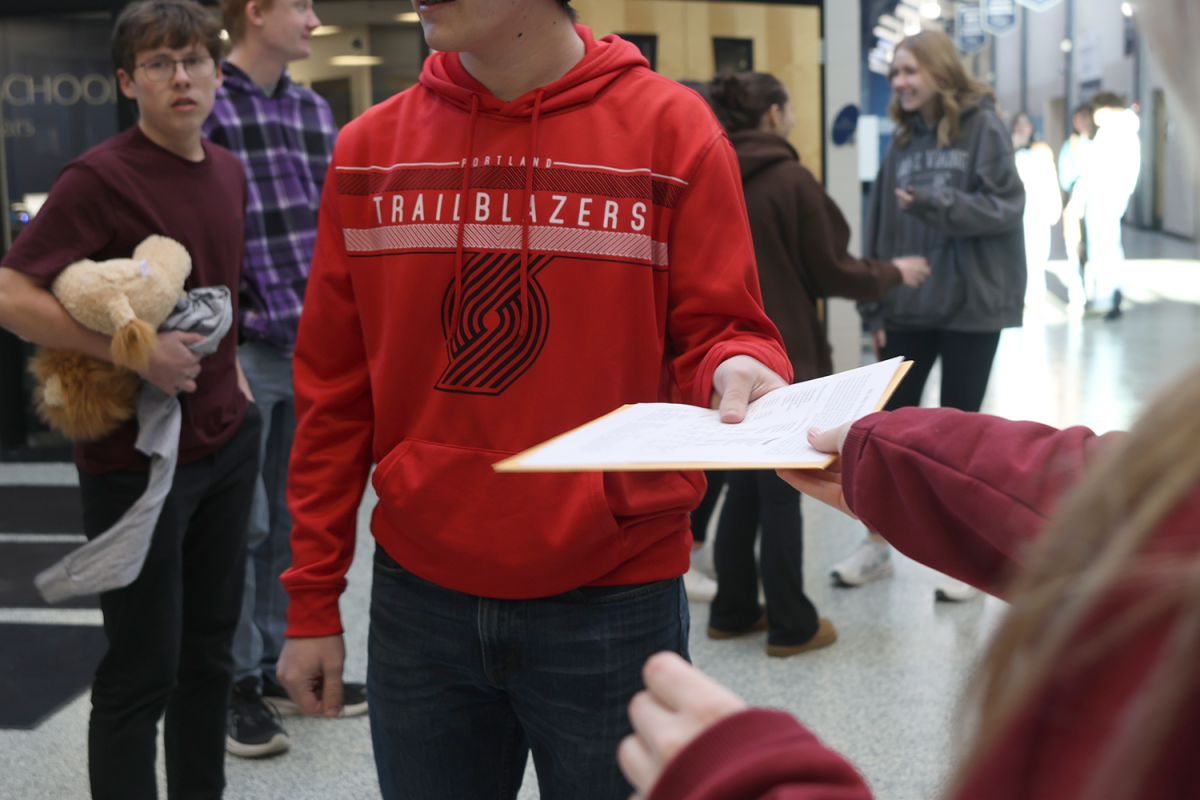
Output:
top-left (859, 99), bottom-right (1027, 333)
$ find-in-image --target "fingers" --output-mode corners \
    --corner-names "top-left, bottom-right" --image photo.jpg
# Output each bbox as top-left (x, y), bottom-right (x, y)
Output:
top-left (639, 651), bottom-right (702, 712)
top-left (712, 356), bottom-right (788, 424)
top-left (639, 651), bottom-right (746, 731)
top-left (805, 426), bottom-right (840, 454)
top-left (776, 469), bottom-right (858, 519)
top-left (321, 669), bottom-right (344, 718)
top-left (278, 665), bottom-right (325, 716)
top-left (718, 389), bottom-right (749, 423)
top-left (617, 732), bottom-right (660, 797)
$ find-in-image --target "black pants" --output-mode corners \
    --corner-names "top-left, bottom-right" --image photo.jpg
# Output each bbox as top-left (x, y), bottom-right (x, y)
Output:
top-left (689, 470), bottom-right (726, 545)
top-left (78, 406), bottom-right (260, 800)
top-left (709, 470), bottom-right (819, 646)
top-left (881, 329), bottom-right (1002, 412)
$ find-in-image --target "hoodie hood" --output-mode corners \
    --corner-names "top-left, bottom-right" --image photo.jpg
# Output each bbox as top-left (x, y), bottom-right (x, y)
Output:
top-left (728, 130), bottom-right (798, 184)
top-left (419, 26), bottom-right (649, 117)
top-left (908, 96), bottom-right (992, 135)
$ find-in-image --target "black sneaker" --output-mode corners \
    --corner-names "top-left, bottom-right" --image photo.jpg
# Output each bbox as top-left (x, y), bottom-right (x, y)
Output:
top-left (227, 676), bottom-right (290, 758)
top-left (262, 670), bottom-right (368, 718)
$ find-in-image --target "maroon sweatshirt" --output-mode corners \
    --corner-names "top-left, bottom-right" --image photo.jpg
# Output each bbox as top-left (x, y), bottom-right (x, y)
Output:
top-left (649, 408), bottom-right (1200, 800)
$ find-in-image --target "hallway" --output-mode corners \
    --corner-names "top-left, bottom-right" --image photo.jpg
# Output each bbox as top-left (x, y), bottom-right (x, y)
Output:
top-left (1, 227), bottom-right (1197, 800)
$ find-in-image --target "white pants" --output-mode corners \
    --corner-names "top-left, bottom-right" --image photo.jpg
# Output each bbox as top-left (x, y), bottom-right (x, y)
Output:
top-left (1085, 199), bottom-right (1130, 313)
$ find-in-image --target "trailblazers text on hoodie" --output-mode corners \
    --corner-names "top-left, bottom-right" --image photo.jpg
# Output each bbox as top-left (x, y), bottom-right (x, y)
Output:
top-left (281, 28), bottom-right (790, 637)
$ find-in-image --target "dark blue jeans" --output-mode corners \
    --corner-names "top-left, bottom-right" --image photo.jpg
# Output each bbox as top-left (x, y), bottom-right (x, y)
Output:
top-left (367, 546), bottom-right (689, 800)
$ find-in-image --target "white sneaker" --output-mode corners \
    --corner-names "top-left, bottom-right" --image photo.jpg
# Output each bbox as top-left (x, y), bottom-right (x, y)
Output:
top-left (683, 566), bottom-right (718, 602)
top-left (935, 577), bottom-right (979, 602)
top-left (690, 541), bottom-right (716, 580)
top-left (830, 540), bottom-right (893, 586)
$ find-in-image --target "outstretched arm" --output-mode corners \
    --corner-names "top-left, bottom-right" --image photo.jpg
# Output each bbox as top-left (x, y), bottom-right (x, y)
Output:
top-left (781, 408), bottom-right (1121, 598)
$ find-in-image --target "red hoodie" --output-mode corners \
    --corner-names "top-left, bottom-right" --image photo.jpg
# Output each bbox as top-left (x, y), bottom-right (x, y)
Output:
top-left (282, 28), bottom-right (791, 636)
top-left (649, 409), bottom-right (1200, 800)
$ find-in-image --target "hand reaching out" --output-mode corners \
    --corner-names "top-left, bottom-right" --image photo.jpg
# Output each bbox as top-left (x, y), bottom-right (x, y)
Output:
top-left (895, 187), bottom-right (915, 211)
top-left (892, 256), bottom-right (931, 288)
top-left (618, 652), bottom-right (747, 799)
top-left (777, 422), bottom-right (857, 519)
top-left (710, 355), bottom-right (788, 424)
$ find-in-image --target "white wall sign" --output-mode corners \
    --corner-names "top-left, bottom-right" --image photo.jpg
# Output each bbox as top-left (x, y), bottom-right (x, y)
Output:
top-left (981, 0), bottom-right (1018, 35)
top-left (956, 3), bottom-right (987, 54)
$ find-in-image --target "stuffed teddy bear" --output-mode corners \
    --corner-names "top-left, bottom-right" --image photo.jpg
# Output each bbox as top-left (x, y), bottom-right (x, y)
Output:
top-left (28, 235), bottom-right (192, 441)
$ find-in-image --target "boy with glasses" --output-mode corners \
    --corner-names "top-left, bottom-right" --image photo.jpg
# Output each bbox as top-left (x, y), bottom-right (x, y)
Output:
top-left (203, 0), bottom-right (344, 759)
top-left (0, 2), bottom-right (257, 797)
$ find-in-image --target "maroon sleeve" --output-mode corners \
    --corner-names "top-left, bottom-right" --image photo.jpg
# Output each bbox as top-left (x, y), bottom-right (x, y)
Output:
top-left (1, 163), bottom-right (116, 281)
top-left (648, 709), bottom-right (872, 800)
top-left (840, 407), bottom-right (1122, 597)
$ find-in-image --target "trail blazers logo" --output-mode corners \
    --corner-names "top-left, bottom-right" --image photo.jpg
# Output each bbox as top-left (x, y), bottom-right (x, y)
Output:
top-left (438, 252), bottom-right (552, 395)
top-left (336, 157), bottom-right (686, 396)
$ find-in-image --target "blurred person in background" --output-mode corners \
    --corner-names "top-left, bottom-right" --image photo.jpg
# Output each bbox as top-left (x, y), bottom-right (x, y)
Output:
top-left (203, 0), bottom-right (346, 759)
top-left (1011, 111), bottom-right (1062, 314)
top-left (837, 30), bottom-right (1025, 602)
top-left (618, 7), bottom-right (1200, 788)
top-left (1066, 92), bottom-right (1141, 320)
top-left (1057, 104), bottom-right (1095, 312)
top-left (702, 71), bottom-right (929, 656)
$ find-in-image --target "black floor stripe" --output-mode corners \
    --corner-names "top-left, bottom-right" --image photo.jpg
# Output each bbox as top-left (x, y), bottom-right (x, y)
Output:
top-left (0, 623), bottom-right (106, 729)
top-left (0, 486), bottom-right (83, 533)
top-left (0, 542), bottom-right (99, 609)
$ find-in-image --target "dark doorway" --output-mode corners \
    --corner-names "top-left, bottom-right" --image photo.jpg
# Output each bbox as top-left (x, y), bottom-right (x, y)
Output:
top-left (713, 37), bottom-right (753, 74)
top-left (312, 77), bottom-right (353, 129)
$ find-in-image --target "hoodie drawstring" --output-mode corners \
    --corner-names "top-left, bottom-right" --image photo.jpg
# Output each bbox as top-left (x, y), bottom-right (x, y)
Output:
top-left (449, 93), bottom-right (480, 346)
top-left (518, 90), bottom-right (545, 339)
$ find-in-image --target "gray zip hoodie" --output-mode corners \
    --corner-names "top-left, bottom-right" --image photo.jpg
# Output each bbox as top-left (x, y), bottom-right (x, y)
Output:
top-left (858, 99), bottom-right (1026, 333)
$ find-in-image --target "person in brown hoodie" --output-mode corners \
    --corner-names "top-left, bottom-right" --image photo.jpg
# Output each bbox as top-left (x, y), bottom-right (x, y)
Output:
top-left (703, 71), bottom-right (929, 655)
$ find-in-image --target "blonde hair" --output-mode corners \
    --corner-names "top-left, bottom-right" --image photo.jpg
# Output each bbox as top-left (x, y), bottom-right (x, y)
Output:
top-left (950, 6), bottom-right (1200, 797)
top-left (888, 31), bottom-right (994, 149)
top-left (221, 0), bottom-right (275, 45)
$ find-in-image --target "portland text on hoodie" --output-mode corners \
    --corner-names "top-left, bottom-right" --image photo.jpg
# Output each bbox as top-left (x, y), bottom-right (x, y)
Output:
top-left (281, 28), bottom-right (791, 636)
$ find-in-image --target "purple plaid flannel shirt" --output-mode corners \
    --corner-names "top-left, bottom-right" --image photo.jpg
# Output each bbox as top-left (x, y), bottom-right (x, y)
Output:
top-left (203, 62), bottom-right (337, 356)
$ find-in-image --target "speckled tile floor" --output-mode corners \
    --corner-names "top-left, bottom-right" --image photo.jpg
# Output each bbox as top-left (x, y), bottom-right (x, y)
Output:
top-left (2, 228), bottom-right (1198, 800)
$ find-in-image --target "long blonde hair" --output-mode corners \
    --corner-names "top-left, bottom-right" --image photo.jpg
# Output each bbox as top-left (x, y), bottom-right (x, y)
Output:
top-left (951, 6), bottom-right (1200, 797)
top-left (888, 31), bottom-right (994, 149)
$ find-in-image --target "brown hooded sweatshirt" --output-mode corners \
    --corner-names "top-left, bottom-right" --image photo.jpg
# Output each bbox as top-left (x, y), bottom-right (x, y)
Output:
top-left (730, 129), bottom-right (902, 381)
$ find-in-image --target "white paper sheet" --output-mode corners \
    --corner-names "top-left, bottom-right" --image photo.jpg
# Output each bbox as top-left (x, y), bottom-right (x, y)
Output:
top-left (496, 357), bottom-right (907, 471)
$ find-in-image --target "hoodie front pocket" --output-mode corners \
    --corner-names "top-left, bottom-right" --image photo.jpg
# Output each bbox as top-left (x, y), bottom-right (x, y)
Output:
top-left (370, 438), bottom-right (621, 595)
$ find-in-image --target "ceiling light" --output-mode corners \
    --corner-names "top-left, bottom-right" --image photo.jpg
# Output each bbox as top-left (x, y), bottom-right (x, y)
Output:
top-left (1121, 2), bottom-right (1135, 16)
top-left (395, 12), bottom-right (420, 22)
top-left (330, 55), bottom-right (383, 66)
top-left (312, 25), bottom-right (341, 36)
top-left (920, 2), bottom-right (942, 19)
top-left (1060, 38), bottom-right (1073, 53)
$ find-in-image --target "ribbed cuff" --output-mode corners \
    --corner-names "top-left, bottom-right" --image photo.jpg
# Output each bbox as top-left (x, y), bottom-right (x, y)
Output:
top-left (841, 412), bottom-right (886, 515)
top-left (284, 588), bottom-right (345, 638)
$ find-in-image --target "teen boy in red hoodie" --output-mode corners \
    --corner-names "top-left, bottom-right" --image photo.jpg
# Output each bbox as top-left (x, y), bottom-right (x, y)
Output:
top-left (276, 0), bottom-right (791, 796)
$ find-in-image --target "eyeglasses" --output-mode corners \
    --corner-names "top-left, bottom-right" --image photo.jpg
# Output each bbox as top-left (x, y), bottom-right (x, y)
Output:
top-left (136, 55), bottom-right (216, 82)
